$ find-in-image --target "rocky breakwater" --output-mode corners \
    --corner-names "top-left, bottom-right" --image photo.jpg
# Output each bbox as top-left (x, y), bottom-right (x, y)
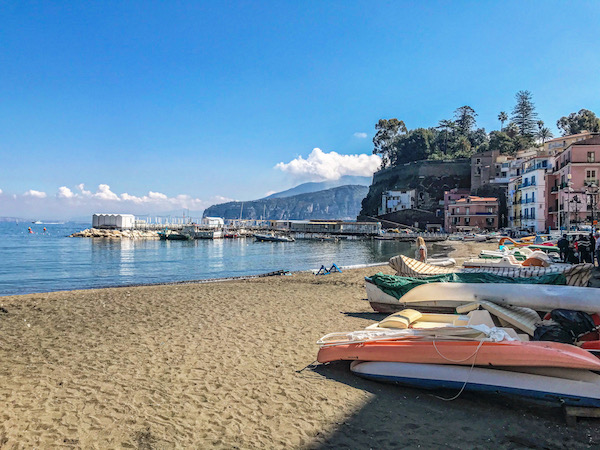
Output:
top-left (70, 228), bottom-right (160, 239)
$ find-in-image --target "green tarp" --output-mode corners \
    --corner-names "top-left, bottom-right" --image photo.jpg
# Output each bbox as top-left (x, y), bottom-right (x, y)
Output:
top-left (368, 272), bottom-right (567, 300)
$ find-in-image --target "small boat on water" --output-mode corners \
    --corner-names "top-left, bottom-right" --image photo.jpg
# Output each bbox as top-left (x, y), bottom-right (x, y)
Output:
top-left (254, 233), bottom-right (295, 242)
top-left (350, 361), bottom-right (600, 408)
top-left (158, 230), bottom-right (192, 240)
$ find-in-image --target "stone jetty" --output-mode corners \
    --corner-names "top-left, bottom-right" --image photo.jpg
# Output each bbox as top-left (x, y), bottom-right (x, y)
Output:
top-left (69, 228), bottom-right (160, 239)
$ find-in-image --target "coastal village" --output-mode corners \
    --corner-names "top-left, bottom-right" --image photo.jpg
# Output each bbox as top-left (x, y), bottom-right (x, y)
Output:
top-left (4, 5), bottom-right (600, 448)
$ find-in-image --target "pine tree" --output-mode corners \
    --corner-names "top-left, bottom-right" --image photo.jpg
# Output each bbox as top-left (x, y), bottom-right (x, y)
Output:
top-left (511, 90), bottom-right (538, 139)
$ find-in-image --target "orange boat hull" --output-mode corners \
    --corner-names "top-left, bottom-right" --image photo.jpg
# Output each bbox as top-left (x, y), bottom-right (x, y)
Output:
top-left (317, 340), bottom-right (600, 370)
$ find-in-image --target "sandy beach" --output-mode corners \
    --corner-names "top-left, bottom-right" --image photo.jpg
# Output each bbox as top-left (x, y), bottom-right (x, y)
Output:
top-left (1, 241), bottom-right (600, 449)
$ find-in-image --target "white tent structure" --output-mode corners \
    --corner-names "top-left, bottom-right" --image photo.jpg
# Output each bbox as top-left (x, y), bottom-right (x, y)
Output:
top-left (92, 214), bottom-right (135, 230)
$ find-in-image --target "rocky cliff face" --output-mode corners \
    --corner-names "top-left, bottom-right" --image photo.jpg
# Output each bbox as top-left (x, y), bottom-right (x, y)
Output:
top-left (359, 159), bottom-right (471, 219)
top-left (204, 185), bottom-right (369, 220)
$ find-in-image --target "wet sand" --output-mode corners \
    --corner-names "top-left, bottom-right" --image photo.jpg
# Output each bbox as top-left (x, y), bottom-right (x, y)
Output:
top-left (1, 241), bottom-right (599, 448)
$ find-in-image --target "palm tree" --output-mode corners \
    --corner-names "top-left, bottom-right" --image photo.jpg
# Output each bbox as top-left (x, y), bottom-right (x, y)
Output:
top-left (498, 111), bottom-right (508, 130)
top-left (537, 127), bottom-right (553, 145)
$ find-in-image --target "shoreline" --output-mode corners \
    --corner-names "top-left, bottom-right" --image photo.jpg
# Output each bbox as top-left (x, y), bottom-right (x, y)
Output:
top-left (1, 241), bottom-right (598, 448)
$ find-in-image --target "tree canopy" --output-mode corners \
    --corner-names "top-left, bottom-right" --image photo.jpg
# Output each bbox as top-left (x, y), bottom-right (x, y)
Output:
top-left (556, 109), bottom-right (600, 136)
top-left (372, 92), bottom-right (597, 170)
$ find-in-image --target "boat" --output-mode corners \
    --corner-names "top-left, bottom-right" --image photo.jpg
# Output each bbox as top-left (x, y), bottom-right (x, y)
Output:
top-left (389, 255), bottom-right (593, 285)
top-left (364, 270), bottom-right (594, 313)
top-left (480, 248), bottom-right (532, 261)
top-left (462, 251), bottom-right (557, 269)
top-left (181, 224), bottom-right (224, 239)
top-left (397, 283), bottom-right (600, 313)
top-left (350, 361), bottom-right (600, 408)
top-left (427, 257), bottom-right (456, 267)
top-left (317, 339), bottom-right (600, 369)
top-left (253, 233), bottom-right (295, 242)
top-left (158, 230), bottom-right (192, 240)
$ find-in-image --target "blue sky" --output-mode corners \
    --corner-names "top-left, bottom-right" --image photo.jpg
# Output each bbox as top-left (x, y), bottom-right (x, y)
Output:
top-left (1, 1), bottom-right (599, 219)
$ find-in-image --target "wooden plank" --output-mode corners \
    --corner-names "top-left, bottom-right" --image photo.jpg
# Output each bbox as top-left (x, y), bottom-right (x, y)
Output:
top-left (564, 405), bottom-right (600, 426)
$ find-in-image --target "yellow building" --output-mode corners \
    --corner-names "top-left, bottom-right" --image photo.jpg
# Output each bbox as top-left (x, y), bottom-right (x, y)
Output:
top-left (544, 132), bottom-right (598, 154)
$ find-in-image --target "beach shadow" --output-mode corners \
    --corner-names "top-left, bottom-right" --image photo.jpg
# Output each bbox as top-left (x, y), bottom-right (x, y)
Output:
top-left (340, 311), bottom-right (388, 321)
top-left (307, 362), bottom-right (597, 449)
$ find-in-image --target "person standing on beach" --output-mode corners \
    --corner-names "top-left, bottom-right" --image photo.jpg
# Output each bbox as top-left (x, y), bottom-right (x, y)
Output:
top-left (557, 234), bottom-right (569, 263)
top-left (415, 236), bottom-right (428, 263)
top-left (578, 234), bottom-right (592, 263)
top-left (595, 231), bottom-right (600, 268)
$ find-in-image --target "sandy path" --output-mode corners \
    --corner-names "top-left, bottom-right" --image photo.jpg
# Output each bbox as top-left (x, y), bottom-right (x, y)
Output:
top-left (1, 244), bottom-right (599, 448)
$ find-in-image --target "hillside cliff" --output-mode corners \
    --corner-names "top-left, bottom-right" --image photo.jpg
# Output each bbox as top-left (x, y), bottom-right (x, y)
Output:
top-left (359, 159), bottom-right (471, 219)
top-left (204, 185), bottom-right (369, 220)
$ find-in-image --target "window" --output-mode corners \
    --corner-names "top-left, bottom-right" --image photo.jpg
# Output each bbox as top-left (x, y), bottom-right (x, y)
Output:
top-left (487, 207), bottom-right (494, 213)
top-left (542, 160), bottom-right (547, 168)
top-left (456, 207), bottom-right (460, 214)
top-left (464, 217), bottom-right (470, 225)
top-left (465, 207), bottom-right (470, 215)
top-left (587, 169), bottom-right (597, 179)
top-left (476, 158), bottom-right (481, 164)
top-left (588, 152), bottom-right (595, 163)
top-left (531, 175), bottom-right (536, 185)
top-left (532, 192), bottom-right (535, 203)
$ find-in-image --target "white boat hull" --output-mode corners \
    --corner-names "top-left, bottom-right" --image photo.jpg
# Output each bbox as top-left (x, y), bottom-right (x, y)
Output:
top-left (350, 361), bottom-right (600, 407)
top-left (400, 283), bottom-right (600, 313)
top-left (365, 281), bottom-right (460, 313)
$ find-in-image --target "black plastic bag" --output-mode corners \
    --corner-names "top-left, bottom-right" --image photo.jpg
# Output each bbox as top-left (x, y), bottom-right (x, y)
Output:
top-left (550, 309), bottom-right (596, 338)
top-left (533, 325), bottom-right (574, 344)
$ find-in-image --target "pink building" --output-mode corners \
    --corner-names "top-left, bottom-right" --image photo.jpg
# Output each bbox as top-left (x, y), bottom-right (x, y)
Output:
top-left (446, 196), bottom-right (499, 232)
top-left (444, 188), bottom-right (470, 231)
top-left (547, 136), bottom-right (600, 230)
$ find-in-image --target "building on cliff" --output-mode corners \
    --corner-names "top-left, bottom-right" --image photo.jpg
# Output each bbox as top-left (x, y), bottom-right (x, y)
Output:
top-left (359, 159), bottom-right (471, 230)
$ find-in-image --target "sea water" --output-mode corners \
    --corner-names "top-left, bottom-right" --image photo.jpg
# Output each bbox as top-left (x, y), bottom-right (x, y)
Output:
top-left (0, 222), bottom-right (416, 296)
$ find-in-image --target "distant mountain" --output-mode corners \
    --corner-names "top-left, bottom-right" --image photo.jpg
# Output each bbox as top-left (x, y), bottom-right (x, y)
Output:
top-left (264, 176), bottom-right (372, 199)
top-left (204, 185), bottom-right (369, 220)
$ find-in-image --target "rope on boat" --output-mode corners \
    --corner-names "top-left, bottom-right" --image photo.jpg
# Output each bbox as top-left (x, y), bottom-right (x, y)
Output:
top-left (431, 338), bottom-right (485, 402)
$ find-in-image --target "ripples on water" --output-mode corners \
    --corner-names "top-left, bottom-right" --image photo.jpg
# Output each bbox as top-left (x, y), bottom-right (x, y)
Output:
top-left (0, 222), bottom-right (414, 296)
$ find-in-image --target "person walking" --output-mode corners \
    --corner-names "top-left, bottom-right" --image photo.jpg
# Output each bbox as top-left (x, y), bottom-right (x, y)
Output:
top-left (595, 231), bottom-right (600, 269)
top-left (415, 236), bottom-right (428, 263)
top-left (557, 234), bottom-right (569, 263)
top-left (578, 234), bottom-right (592, 264)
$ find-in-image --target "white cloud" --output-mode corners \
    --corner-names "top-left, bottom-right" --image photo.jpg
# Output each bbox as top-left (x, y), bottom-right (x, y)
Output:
top-left (24, 189), bottom-right (47, 198)
top-left (275, 148), bottom-right (381, 181)
top-left (0, 183), bottom-right (236, 220)
top-left (354, 132), bottom-right (368, 139)
top-left (94, 184), bottom-right (120, 201)
top-left (0, 189), bottom-right (3, 195)
top-left (57, 186), bottom-right (75, 199)
top-left (77, 183), bottom-right (92, 196)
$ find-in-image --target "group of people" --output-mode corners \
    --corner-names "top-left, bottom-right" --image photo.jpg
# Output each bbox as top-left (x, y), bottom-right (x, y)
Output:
top-left (557, 232), bottom-right (600, 267)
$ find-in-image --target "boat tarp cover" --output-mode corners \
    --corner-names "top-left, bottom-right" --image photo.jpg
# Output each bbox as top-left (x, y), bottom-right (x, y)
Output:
top-left (369, 272), bottom-right (567, 300)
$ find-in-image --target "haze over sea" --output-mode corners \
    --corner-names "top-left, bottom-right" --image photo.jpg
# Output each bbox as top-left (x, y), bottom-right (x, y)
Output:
top-left (0, 222), bottom-right (415, 297)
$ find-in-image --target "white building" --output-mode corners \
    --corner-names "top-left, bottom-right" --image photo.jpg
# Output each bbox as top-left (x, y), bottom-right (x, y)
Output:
top-left (379, 189), bottom-right (416, 215)
top-left (201, 217), bottom-right (225, 228)
top-left (518, 155), bottom-right (554, 233)
top-left (92, 214), bottom-right (135, 230)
